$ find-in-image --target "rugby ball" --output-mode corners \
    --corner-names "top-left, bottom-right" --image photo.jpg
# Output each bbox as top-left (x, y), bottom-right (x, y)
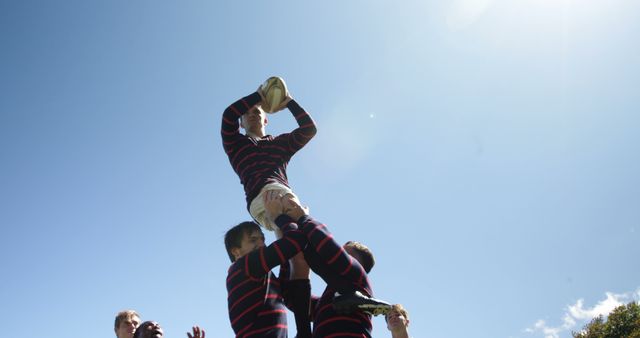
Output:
top-left (259, 76), bottom-right (288, 113)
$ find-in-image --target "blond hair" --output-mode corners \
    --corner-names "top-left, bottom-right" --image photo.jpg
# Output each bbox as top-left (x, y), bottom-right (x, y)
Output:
top-left (386, 304), bottom-right (409, 322)
top-left (114, 309), bottom-right (140, 331)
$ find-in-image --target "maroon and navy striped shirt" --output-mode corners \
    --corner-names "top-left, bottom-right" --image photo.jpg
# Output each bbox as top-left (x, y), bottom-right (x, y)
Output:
top-left (297, 216), bottom-right (374, 338)
top-left (226, 215), bottom-right (308, 338)
top-left (221, 92), bottom-right (317, 209)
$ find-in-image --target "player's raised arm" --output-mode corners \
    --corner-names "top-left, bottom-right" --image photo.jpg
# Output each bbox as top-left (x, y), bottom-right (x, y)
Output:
top-left (287, 99), bottom-right (317, 150)
top-left (265, 77), bottom-right (317, 151)
top-left (241, 192), bottom-right (308, 279)
top-left (221, 92), bottom-right (262, 146)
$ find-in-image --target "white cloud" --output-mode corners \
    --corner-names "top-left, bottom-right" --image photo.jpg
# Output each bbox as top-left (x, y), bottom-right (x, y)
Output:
top-left (525, 288), bottom-right (640, 338)
top-left (567, 292), bottom-right (626, 320)
top-left (525, 319), bottom-right (561, 338)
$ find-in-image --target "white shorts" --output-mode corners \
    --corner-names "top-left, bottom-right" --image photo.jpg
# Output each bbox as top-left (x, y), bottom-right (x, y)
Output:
top-left (249, 182), bottom-right (298, 231)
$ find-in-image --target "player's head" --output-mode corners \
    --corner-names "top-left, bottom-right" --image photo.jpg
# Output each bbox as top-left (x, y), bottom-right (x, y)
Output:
top-left (385, 304), bottom-right (410, 331)
top-left (114, 310), bottom-right (141, 338)
top-left (344, 241), bottom-right (375, 273)
top-left (133, 321), bottom-right (163, 338)
top-left (225, 221), bottom-right (265, 262)
top-left (240, 105), bottom-right (268, 137)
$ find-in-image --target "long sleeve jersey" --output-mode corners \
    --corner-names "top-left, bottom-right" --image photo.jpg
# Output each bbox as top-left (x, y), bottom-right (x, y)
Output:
top-left (221, 92), bottom-right (317, 209)
top-left (297, 216), bottom-right (373, 338)
top-left (226, 216), bottom-right (308, 338)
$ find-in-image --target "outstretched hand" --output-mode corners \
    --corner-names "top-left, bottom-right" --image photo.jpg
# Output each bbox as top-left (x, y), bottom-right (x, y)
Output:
top-left (264, 191), bottom-right (309, 223)
top-left (272, 93), bottom-right (292, 113)
top-left (257, 83), bottom-right (267, 102)
top-left (264, 190), bottom-right (286, 223)
top-left (187, 326), bottom-right (205, 338)
top-left (282, 194), bottom-right (309, 221)
top-left (256, 78), bottom-right (292, 113)
top-left (275, 77), bottom-right (292, 111)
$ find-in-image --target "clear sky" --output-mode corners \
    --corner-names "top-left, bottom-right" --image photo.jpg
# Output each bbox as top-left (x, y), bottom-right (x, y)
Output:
top-left (1, 1), bottom-right (639, 338)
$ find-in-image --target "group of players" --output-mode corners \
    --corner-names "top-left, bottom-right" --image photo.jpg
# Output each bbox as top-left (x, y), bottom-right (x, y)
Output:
top-left (112, 78), bottom-right (411, 338)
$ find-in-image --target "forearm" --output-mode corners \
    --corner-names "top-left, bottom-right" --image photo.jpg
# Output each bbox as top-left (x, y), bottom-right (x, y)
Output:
top-left (271, 214), bottom-right (309, 262)
top-left (245, 215), bottom-right (307, 278)
top-left (287, 99), bottom-right (317, 146)
top-left (221, 92), bottom-right (262, 139)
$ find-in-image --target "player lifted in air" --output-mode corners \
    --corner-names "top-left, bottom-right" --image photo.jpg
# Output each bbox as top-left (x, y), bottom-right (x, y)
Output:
top-left (221, 77), bottom-right (317, 231)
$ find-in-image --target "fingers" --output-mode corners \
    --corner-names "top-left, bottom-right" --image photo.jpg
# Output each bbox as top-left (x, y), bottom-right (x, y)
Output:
top-left (187, 326), bottom-right (204, 338)
top-left (269, 190), bottom-right (282, 201)
top-left (282, 95), bottom-right (293, 107)
top-left (263, 190), bottom-right (287, 224)
top-left (257, 85), bottom-right (266, 101)
top-left (272, 95), bottom-right (292, 112)
top-left (263, 190), bottom-right (283, 203)
top-left (283, 193), bottom-right (302, 209)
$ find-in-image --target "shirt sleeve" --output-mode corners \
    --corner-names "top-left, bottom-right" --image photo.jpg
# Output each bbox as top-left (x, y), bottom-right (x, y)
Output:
top-left (273, 99), bottom-right (317, 154)
top-left (221, 92), bottom-right (262, 154)
top-left (297, 216), bottom-right (368, 288)
top-left (242, 215), bottom-right (308, 280)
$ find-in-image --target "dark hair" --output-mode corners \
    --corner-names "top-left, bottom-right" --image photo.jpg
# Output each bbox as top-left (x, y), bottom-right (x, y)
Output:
top-left (345, 241), bottom-right (375, 273)
top-left (224, 221), bottom-right (262, 262)
top-left (133, 321), bottom-right (153, 338)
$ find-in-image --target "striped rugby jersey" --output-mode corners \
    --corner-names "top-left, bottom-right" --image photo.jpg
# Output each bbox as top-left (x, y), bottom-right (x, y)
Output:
top-left (298, 216), bottom-right (374, 338)
top-left (226, 215), bottom-right (307, 338)
top-left (221, 92), bottom-right (317, 209)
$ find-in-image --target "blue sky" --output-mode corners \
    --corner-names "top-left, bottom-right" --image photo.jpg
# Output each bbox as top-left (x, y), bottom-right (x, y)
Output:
top-left (1, 1), bottom-right (639, 338)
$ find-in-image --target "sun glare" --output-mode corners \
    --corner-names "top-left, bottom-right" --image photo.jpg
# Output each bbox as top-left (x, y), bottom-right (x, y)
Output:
top-left (446, 0), bottom-right (622, 32)
top-left (446, 0), bottom-right (496, 31)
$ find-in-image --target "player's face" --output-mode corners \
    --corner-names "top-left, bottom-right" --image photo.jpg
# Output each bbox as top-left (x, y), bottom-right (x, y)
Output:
top-left (386, 310), bottom-right (408, 331)
top-left (116, 315), bottom-right (140, 338)
top-left (234, 229), bottom-right (265, 260)
top-left (136, 321), bottom-right (163, 338)
top-left (241, 106), bottom-right (267, 132)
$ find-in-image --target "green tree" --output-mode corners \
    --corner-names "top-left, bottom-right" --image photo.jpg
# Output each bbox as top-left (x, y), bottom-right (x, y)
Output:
top-left (573, 302), bottom-right (640, 338)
